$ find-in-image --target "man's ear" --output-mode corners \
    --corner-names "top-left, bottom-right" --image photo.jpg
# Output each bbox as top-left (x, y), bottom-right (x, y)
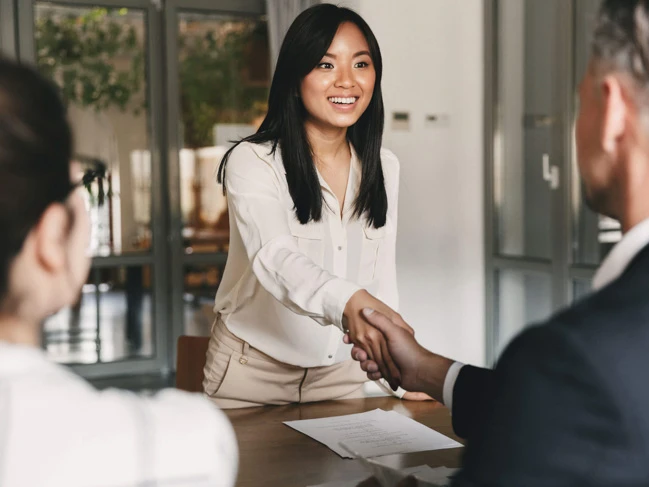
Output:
top-left (600, 74), bottom-right (628, 155)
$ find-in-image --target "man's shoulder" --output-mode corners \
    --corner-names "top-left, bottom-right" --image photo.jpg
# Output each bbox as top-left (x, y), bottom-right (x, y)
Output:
top-left (498, 280), bottom-right (649, 397)
top-left (499, 303), bottom-right (610, 374)
top-left (510, 249), bottom-right (649, 353)
top-left (550, 264), bottom-right (649, 353)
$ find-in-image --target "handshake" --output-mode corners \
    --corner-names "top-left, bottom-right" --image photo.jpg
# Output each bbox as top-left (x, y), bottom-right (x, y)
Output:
top-left (342, 290), bottom-right (453, 401)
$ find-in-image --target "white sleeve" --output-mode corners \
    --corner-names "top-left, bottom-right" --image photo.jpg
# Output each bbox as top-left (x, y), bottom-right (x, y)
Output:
top-left (442, 361), bottom-right (465, 410)
top-left (225, 143), bottom-right (361, 330)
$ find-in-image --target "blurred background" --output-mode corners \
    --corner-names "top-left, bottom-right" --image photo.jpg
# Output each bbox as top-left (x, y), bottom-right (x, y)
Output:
top-left (0, 0), bottom-right (611, 388)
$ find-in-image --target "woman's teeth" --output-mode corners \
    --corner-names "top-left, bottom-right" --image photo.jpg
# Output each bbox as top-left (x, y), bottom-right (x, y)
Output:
top-left (328, 97), bottom-right (357, 105)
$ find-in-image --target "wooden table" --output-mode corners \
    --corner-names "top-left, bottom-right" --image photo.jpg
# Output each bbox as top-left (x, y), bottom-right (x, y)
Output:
top-left (225, 397), bottom-right (464, 487)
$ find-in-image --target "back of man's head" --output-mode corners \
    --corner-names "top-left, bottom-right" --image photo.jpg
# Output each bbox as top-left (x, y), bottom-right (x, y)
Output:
top-left (573, 1), bottom-right (649, 225)
top-left (593, 1), bottom-right (649, 89)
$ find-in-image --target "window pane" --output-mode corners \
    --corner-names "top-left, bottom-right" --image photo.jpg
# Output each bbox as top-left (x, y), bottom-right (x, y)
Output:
top-left (35, 3), bottom-right (152, 255)
top-left (43, 266), bottom-right (154, 364)
top-left (495, 0), bottom-right (563, 260)
top-left (183, 264), bottom-right (223, 336)
top-left (496, 269), bottom-right (552, 356)
top-left (177, 12), bottom-right (270, 254)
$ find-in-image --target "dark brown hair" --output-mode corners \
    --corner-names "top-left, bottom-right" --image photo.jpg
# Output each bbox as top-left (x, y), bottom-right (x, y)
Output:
top-left (0, 58), bottom-right (73, 302)
top-left (593, 0), bottom-right (649, 85)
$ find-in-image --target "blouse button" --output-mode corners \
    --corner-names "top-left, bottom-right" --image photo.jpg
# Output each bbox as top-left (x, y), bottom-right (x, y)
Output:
top-left (337, 246), bottom-right (343, 251)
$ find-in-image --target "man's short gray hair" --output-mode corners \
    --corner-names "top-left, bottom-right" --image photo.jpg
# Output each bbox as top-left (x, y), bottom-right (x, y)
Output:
top-left (593, 0), bottom-right (649, 85)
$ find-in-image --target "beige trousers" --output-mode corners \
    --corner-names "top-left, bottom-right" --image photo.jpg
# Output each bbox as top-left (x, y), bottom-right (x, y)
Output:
top-left (202, 319), bottom-right (368, 409)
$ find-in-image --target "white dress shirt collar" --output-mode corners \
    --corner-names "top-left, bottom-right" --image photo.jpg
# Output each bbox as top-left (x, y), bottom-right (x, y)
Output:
top-left (592, 217), bottom-right (649, 290)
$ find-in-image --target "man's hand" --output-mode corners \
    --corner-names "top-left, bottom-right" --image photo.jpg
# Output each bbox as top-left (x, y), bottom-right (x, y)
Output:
top-left (345, 290), bottom-right (414, 334)
top-left (346, 308), bottom-right (454, 402)
top-left (345, 308), bottom-right (427, 391)
top-left (343, 290), bottom-right (413, 391)
top-left (402, 391), bottom-right (435, 401)
top-left (344, 291), bottom-right (399, 390)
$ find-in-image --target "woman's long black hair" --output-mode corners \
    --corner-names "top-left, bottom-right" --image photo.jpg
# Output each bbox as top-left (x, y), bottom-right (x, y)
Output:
top-left (217, 4), bottom-right (387, 228)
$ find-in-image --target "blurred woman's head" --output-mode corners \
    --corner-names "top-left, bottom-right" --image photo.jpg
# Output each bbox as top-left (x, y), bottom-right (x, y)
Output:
top-left (0, 58), bottom-right (90, 333)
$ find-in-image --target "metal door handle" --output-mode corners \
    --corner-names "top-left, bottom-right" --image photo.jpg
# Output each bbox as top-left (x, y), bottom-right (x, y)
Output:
top-left (542, 154), bottom-right (560, 190)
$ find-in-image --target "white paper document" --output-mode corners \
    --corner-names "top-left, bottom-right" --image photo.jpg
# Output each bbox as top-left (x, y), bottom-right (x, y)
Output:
top-left (284, 408), bottom-right (462, 459)
top-left (307, 465), bottom-right (458, 487)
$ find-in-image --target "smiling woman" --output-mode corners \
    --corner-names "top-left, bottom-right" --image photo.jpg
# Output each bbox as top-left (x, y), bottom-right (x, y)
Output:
top-left (300, 23), bottom-right (376, 134)
top-left (201, 4), bottom-right (424, 409)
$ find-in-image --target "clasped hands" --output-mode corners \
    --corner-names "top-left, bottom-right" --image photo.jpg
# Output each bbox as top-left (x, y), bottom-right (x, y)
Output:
top-left (342, 289), bottom-right (415, 391)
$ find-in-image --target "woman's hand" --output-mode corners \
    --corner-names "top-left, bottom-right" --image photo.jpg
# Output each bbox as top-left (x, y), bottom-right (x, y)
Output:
top-left (343, 290), bottom-right (412, 390)
top-left (402, 391), bottom-right (435, 401)
top-left (353, 290), bottom-right (414, 335)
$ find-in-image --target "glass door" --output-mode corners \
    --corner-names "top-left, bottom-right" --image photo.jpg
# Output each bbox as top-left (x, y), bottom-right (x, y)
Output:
top-left (164, 0), bottom-right (269, 362)
top-left (9, 0), bottom-right (267, 378)
top-left (17, 0), bottom-right (170, 378)
top-left (486, 0), bottom-right (574, 360)
top-left (486, 0), bottom-right (621, 363)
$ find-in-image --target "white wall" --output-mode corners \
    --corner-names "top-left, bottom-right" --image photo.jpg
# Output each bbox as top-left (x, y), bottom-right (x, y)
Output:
top-left (346, 0), bottom-right (486, 366)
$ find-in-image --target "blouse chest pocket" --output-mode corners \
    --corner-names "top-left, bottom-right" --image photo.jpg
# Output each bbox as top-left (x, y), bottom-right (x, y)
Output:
top-left (358, 223), bottom-right (388, 285)
top-left (288, 218), bottom-right (325, 266)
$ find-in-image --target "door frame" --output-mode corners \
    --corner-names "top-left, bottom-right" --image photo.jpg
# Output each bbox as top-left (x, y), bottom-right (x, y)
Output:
top-left (13, 0), bottom-right (267, 377)
top-left (16, 0), bottom-right (170, 378)
top-left (0, 0), bottom-right (18, 57)
top-left (163, 0), bottom-right (264, 367)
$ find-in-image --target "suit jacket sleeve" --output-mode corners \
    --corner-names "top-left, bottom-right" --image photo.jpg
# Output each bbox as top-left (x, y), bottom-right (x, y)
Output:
top-left (451, 365), bottom-right (496, 440)
top-left (452, 323), bottom-right (618, 487)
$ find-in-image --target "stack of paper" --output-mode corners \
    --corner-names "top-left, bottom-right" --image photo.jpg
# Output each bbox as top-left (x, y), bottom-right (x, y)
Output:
top-left (284, 408), bottom-right (462, 459)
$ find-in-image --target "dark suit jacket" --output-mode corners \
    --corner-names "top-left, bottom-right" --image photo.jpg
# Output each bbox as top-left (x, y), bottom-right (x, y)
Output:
top-left (450, 243), bottom-right (649, 486)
